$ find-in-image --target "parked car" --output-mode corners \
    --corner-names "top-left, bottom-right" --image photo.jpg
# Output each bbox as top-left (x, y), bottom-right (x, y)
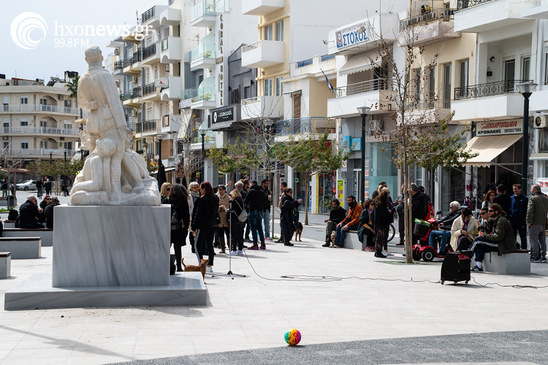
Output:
top-left (16, 180), bottom-right (37, 191)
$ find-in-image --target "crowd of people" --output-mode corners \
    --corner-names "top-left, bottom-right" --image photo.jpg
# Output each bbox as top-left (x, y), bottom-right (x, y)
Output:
top-left (322, 181), bottom-right (548, 268)
top-left (161, 178), bottom-right (299, 273)
top-left (16, 194), bottom-right (60, 229)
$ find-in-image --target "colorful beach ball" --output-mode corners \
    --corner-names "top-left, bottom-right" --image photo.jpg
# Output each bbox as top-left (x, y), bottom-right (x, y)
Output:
top-left (284, 328), bottom-right (301, 346)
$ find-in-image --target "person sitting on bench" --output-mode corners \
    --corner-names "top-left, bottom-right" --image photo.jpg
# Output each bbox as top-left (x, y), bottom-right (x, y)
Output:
top-left (323, 199), bottom-right (347, 247)
top-left (334, 195), bottom-right (362, 248)
top-left (428, 201), bottom-right (461, 255)
top-left (19, 195), bottom-right (45, 229)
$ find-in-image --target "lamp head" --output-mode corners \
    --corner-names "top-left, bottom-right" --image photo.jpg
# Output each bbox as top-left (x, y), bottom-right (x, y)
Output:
top-left (517, 81), bottom-right (537, 95)
top-left (357, 106), bottom-right (371, 116)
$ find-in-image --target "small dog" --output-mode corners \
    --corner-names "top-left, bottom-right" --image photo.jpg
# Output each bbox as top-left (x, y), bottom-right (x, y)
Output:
top-left (294, 222), bottom-right (303, 242)
top-left (330, 232), bottom-right (336, 247)
top-left (182, 258), bottom-right (209, 280)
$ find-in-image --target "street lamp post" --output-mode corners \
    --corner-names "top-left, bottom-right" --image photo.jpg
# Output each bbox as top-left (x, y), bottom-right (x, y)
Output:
top-left (157, 134), bottom-right (165, 169)
top-left (80, 145), bottom-right (84, 160)
top-left (516, 82), bottom-right (537, 190)
top-left (357, 106), bottom-right (371, 205)
top-left (198, 122), bottom-right (207, 183)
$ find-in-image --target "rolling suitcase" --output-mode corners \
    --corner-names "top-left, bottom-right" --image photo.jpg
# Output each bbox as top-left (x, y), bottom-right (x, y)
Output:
top-left (440, 252), bottom-right (471, 285)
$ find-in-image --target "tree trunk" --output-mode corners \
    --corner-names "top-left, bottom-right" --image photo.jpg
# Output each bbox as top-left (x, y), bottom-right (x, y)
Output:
top-left (304, 176), bottom-right (310, 225)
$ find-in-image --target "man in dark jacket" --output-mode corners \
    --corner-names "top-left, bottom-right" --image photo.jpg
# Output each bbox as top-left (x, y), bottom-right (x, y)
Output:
top-left (510, 184), bottom-right (528, 250)
top-left (472, 203), bottom-right (515, 271)
top-left (245, 181), bottom-right (267, 250)
top-left (19, 195), bottom-right (45, 228)
top-left (261, 179), bottom-right (272, 240)
top-left (526, 184), bottom-right (548, 261)
top-left (323, 199), bottom-right (347, 247)
top-left (493, 184), bottom-right (511, 218)
top-left (410, 184), bottom-right (427, 244)
top-left (43, 196), bottom-right (60, 229)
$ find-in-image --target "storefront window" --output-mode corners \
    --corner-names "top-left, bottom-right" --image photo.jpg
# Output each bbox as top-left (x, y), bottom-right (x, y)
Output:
top-left (539, 129), bottom-right (548, 153)
top-left (369, 142), bottom-right (397, 196)
top-left (318, 172), bottom-right (336, 214)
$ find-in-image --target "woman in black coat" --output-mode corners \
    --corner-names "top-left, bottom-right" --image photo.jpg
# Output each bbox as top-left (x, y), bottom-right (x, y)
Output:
top-left (191, 181), bottom-right (219, 271)
top-left (169, 184), bottom-right (190, 272)
top-left (228, 189), bottom-right (245, 254)
top-left (280, 188), bottom-right (302, 246)
top-left (373, 190), bottom-right (393, 258)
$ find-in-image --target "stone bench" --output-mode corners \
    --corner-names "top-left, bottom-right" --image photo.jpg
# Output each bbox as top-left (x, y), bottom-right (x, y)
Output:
top-left (483, 249), bottom-right (530, 275)
top-left (3, 220), bottom-right (15, 228)
top-left (0, 252), bottom-right (10, 279)
top-left (3, 228), bottom-right (53, 247)
top-left (0, 237), bottom-right (41, 259)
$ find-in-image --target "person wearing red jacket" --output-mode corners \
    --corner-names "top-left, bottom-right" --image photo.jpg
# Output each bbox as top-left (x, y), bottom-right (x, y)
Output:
top-left (334, 195), bottom-right (363, 248)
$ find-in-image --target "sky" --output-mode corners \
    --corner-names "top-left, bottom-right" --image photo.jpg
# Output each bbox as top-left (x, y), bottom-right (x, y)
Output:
top-left (1, 0), bottom-right (161, 81)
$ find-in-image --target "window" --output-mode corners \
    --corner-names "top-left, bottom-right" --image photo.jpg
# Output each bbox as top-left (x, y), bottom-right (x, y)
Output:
top-left (522, 56), bottom-right (531, 81)
top-left (64, 142), bottom-right (72, 150)
top-left (442, 63), bottom-right (451, 109)
top-left (64, 122), bottom-right (72, 131)
top-left (292, 92), bottom-right (301, 119)
top-left (40, 120), bottom-right (47, 128)
top-left (504, 59), bottom-right (516, 91)
top-left (264, 24), bottom-right (273, 41)
top-left (20, 119), bottom-right (28, 127)
top-left (21, 141), bottom-right (29, 149)
top-left (275, 20), bottom-right (284, 41)
top-left (2, 97), bottom-right (8, 111)
top-left (3, 142), bottom-right (8, 149)
top-left (275, 77), bottom-right (283, 96)
top-left (20, 97), bottom-right (28, 104)
top-left (428, 66), bottom-right (436, 105)
top-left (40, 98), bottom-right (47, 105)
top-left (545, 53), bottom-right (548, 85)
top-left (64, 99), bottom-right (72, 108)
top-left (459, 59), bottom-right (469, 90)
top-left (264, 79), bottom-right (272, 96)
top-left (3, 120), bottom-right (9, 133)
top-left (413, 69), bottom-right (421, 102)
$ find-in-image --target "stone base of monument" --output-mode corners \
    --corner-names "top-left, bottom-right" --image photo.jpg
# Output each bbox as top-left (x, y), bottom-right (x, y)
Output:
top-left (4, 205), bottom-right (207, 310)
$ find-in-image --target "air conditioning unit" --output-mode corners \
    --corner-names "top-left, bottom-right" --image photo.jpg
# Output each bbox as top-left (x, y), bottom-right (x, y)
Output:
top-left (534, 114), bottom-right (548, 129)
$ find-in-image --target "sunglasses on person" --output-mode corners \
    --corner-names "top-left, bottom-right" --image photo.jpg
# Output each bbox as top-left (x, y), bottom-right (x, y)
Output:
top-left (488, 209), bottom-right (494, 212)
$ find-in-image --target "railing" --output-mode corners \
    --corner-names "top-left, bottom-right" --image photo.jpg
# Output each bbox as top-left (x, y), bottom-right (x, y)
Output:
top-left (190, 42), bottom-right (216, 62)
top-left (143, 44), bottom-right (156, 59)
top-left (457, 0), bottom-right (496, 10)
top-left (141, 6), bottom-right (156, 23)
top-left (0, 126), bottom-right (79, 136)
top-left (131, 87), bottom-right (142, 99)
top-left (405, 98), bottom-right (450, 110)
top-left (135, 120), bottom-right (157, 133)
top-left (400, 8), bottom-right (455, 29)
top-left (182, 88), bottom-right (198, 100)
top-left (276, 117), bottom-right (333, 136)
top-left (132, 50), bottom-right (142, 64)
top-left (192, 87), bottom-right (215, 103)
top-left (120, 92), bottom-right (133, 101)
top-left (5, 148), bottom-right (76, 157)
top-left (297, 58), bottom-right (313, 68)
top-left (454, 79), bottom-right (531, 100)
top-left (191, 0), bottom-right (217, 20)
top-left (116, 58), bottom-right (132, 69)
top-left (242, 41), bottom-right (261, 53)
top-left (143, 83), bottom-right (156, 96)
top-left (331, 78), bottom-right (389, 98)
top-left (0, 104), bottom-right (79, 114)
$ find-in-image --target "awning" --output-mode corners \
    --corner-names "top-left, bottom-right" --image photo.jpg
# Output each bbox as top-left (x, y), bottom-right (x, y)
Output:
top-left (339, 55), bottom-right (381, 76)
top-left (464, 134), bottom-right (522, 167)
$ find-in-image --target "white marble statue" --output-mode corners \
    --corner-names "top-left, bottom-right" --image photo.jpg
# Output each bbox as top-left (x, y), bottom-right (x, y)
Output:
top-left (69, 46), bottom-right (160, 206)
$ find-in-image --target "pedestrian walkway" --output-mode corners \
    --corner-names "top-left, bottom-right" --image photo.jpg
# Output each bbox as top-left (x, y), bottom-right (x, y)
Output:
top-left (1, 197), bottom-right (548, 364)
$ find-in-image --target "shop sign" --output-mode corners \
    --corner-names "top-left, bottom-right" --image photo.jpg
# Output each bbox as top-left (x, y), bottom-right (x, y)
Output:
top-left (351, 137), bottom-right (362, 151)
top-left (476, 120), bottom-right (522, 136)
top-left (336, 21), bottom-right (368, 49)
top-left (342, 136), bottom-right (351, 153)
top-left (537, 178), bottom-right (548, 195)
top-left (337, 179), bottom-right (344, 201)
top-left (212, 106), bottom-right (234, 124)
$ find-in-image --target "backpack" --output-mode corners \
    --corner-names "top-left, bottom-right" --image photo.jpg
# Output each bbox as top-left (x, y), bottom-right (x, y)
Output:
top-left (235, 200), bottom-right (248, 222)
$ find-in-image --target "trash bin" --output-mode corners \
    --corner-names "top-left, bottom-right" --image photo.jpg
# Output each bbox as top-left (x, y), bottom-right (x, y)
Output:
top-left (7, 195), bottom-right (15, 207)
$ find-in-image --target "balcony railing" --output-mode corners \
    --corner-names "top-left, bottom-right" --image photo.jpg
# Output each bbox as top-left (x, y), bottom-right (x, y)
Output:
top-left (5, 148), bottom-right (76, 157)
top-left (276, 117), bottom-right (333, 136)
top-left (191, 0), bottom-right (217, 20)
top-left (0, 104), bottom-right (79, 114)
top-left (143, 44), bottom-right (156, 59)
top-left (192, 87), bottom-right (215, 103)
top-left (190, 42), bottom-right (216, 62)
top-left (130, 87), bottom-right (142, 99)
top-left (331, 78), bottom-right (389, 99)
top-left (136, 120), bottom-right (157, 133)
top-left (457, 0), bottom-right (495, 10)
top-left (0, 126), bottom-right (79, 136)
top-left (142, 6), bottom-right (156, 23)
top-left (143, 83), bottom-right (156, 96)
top-left (182, 88), bottom-right (198, 100)
top-left (132, 50), bottom-right (142, 64)
top-left (454, 79), bottom-right (531, 100)
top-left (400, 8), bottom-right (455, 29)
top-left (120, 92), bottom-right (132, 101)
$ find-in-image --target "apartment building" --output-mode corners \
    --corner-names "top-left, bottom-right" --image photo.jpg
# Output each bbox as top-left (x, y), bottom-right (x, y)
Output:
top-left (452, 0), bottom-right (548, 205)
top-left (0, 75), bottom-right (80, 165)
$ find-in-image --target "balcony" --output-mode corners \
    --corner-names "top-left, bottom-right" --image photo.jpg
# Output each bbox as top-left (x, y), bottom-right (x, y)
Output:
top-left (399, 8), bottom-right (460, 46)
top-left (403, 99), bottom-right (452, 124)
top-left (190, 0), bottom-right (217, 27)
top-left (190, 35), bottom-right (216, 70)
top-left (327, 78), bottom-right (396, 118)
top-left (142, 83), bottom-right (160, 101)
top-left (142, 44), bottom-right (158, 65)
top-left (242, 0), bottom-right (284, 16)
top-left (160, 76), bottom-right (182, 101)
top-left (276, 117), bottom-right (335, 136)
top-left (455, 0), bottom-right (537, 33)
top-left (0, 126), bottom-right (80, 137)
top-left (452, 79), bottom-right (529, 120)
top-left (190, 77), bottom-right (216, 109)
top-left (135, 120), bottom-right (158, 136)
top-left (123, 54), bottom-right (141, 75)
top-left (241, 40), bottom-right (284, 68)
top-left (123, 87), bottom-right (143, 107)
top-left (241, 95), bottom-right (283, 120)
top-left (5, 148), bottom-right (76, 159)
top-left (159, 7), bottom-right (181, 26)
top-left (160, 37), bottom-right (182, 63)
top-left (141, 5), bottom-right (167, 26)
top-left (0, 104), bottom-right (79, 115)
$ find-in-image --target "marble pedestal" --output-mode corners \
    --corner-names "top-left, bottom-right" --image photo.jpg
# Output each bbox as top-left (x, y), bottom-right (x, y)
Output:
top-left (53, 205), bottom-right (170, 287)
top-left (4, 205), bottom-right (208, 310)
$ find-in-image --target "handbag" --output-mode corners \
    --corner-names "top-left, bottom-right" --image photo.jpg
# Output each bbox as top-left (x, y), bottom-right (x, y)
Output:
top-left (235, 200), bottom-right (248, 222)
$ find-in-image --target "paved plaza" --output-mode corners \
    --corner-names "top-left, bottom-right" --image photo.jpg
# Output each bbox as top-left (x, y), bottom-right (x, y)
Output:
top-left (1, 192), bottom-right (548, 364)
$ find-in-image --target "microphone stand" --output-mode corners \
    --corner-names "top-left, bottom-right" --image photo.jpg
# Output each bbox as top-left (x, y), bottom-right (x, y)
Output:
top-left (216, 199), bottom-right (246, 280)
